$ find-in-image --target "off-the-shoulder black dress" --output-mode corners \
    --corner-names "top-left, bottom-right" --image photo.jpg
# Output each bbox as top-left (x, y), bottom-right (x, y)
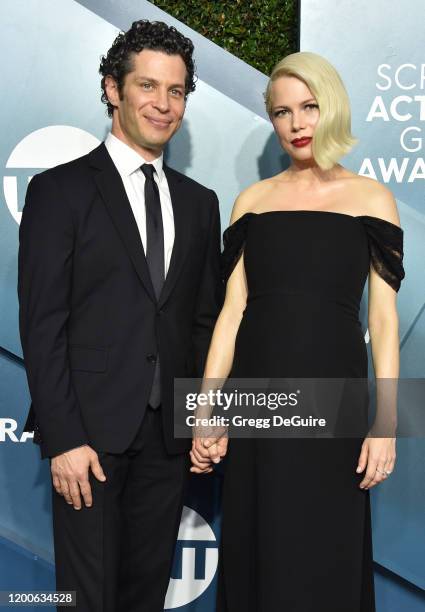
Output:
top-left (217, 210), bottom-right (405, 612)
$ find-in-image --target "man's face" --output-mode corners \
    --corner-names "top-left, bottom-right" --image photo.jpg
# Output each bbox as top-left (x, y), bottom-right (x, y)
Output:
top-left (106, 49), bottom-right (187, 158)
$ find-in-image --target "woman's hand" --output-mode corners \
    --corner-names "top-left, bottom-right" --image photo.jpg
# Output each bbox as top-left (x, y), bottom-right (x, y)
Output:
top-left (356, 437), bottom-right (396, 489)
top-left (190, 436), bottom-right (228, 474)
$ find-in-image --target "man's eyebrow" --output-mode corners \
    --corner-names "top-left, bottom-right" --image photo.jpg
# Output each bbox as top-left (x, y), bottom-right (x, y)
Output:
top-left (135, 76), bottom-right (185, 89)
top-left (135, 76), bottom-right (159, 84)
top-left (273, 98), bottom-right (317, 109)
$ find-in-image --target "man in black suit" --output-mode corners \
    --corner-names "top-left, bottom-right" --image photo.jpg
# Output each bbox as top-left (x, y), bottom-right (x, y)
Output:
top-left (18, 20), bottom-right (222, 611)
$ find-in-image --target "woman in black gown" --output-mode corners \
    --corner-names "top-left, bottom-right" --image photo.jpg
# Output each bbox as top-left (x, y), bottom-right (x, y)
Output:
top-left (190, 52), bottom-right (405, 612)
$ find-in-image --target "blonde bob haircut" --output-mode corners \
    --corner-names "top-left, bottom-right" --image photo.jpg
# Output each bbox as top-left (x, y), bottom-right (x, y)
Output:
top-left (264, 51), bottom-right (358, 171)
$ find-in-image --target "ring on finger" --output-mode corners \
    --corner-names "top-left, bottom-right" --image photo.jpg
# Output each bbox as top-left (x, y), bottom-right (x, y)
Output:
top-left (376, 468), bottom-right (387, 476)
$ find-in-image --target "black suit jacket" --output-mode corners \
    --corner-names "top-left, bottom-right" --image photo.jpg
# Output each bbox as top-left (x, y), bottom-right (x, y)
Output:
top-left (18, 143), bottom-right (223, 459)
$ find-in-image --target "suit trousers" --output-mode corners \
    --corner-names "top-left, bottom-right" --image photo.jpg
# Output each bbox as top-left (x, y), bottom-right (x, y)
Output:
top-left (51, 405), bottom-right (190, 611)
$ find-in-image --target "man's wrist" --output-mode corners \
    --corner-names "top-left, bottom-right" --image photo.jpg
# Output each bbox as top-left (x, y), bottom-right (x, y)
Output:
top-left (51, 443), bottom-right (89, 459)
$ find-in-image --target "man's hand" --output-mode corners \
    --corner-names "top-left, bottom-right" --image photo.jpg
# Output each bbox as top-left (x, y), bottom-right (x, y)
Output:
top-left (51, 445), bottom-right (106, 509)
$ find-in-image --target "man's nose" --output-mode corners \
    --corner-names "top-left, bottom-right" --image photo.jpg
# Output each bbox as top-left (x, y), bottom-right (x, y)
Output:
top-left (153, 88), bottom-right (170, 112)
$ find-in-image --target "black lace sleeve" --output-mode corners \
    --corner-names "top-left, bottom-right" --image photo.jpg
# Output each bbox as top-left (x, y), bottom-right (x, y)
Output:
top-left (359, 215), bottom-right (405, 292)
top-left (221, 213), bottom-right (253, 284)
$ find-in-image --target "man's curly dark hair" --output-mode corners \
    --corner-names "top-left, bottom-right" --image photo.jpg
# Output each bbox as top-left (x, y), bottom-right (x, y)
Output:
top-left (99, 20), bottom-right (197, 117)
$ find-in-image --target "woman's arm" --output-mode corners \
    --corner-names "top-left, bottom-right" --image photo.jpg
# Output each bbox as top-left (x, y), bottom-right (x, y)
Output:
top-left (202, 253), bottom-right (248, 380)
top-left (357, 186), bottom-right (401, 489)
top-left (190, 197), bottom-right (251, 473)
top-left (199, 184), bottom-right (263, 382)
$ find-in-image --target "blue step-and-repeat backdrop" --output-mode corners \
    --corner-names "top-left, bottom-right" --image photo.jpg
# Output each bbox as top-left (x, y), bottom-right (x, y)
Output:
top-left (0, 0), bottom-right (424, 610)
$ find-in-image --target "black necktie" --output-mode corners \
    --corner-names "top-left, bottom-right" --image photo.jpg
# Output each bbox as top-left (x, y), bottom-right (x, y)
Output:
top-left (140, 164), bottom-right (165, 299)
top-left (141, 163), bottom-right (164, 408)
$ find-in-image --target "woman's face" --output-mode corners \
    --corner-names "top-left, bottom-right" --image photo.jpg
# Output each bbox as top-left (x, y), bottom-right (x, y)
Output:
top-left (270, 75), bottom-right (320, 161)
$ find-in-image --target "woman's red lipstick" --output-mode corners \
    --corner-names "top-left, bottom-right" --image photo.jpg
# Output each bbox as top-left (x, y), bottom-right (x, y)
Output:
top-left (291, 137), bottom-right (312, 148)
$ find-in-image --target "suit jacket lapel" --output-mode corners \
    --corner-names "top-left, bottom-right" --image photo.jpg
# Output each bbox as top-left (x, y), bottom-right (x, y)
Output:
top-left (89, 143), bottom-right (156, 303)
top-left (158, 164), bottom-right (192, 308)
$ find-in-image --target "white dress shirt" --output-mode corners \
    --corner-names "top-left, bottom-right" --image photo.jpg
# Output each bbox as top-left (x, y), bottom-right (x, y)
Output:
top-left (104, 132), bottom-right (175, 277)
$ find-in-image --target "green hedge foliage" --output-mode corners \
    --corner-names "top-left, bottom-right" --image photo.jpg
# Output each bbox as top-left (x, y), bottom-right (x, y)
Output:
top-left (148, 0), bottom-right (299, 76)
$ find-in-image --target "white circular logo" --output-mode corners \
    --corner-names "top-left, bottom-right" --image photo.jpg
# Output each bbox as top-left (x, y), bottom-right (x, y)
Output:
top-left (4, 125), bottom-right (100, 224)
top-left (165, 505), bottom-right (218, 609)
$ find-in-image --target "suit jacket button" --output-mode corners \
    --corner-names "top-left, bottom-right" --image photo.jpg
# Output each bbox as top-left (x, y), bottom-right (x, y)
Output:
top-left (146, 354), bottom-right (157, 363)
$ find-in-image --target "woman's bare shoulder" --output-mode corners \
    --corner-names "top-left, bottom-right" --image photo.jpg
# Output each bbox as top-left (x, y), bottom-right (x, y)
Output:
top-left (353, 175), bottom-right (401, 226)
top-left (229, 179), bottom-right (276, 224)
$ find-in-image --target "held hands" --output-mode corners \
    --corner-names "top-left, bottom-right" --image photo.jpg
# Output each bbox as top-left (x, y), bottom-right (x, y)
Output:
top-left (356, 437), bottom-right (396, 490)
top-left (50, 444), bottom-right (106, 509)
top-left (190, 436), bottom-right (228, 474)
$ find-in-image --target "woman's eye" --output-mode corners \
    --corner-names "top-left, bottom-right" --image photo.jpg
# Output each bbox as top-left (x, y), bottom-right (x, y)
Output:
top-left (273, 104), bottom-right (318, 118)
top-left (142, 82), bottom-right (152, 90)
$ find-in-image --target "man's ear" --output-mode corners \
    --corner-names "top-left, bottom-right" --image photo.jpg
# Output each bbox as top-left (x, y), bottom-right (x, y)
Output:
top-left (104, 75), bottom-right (120, 109)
